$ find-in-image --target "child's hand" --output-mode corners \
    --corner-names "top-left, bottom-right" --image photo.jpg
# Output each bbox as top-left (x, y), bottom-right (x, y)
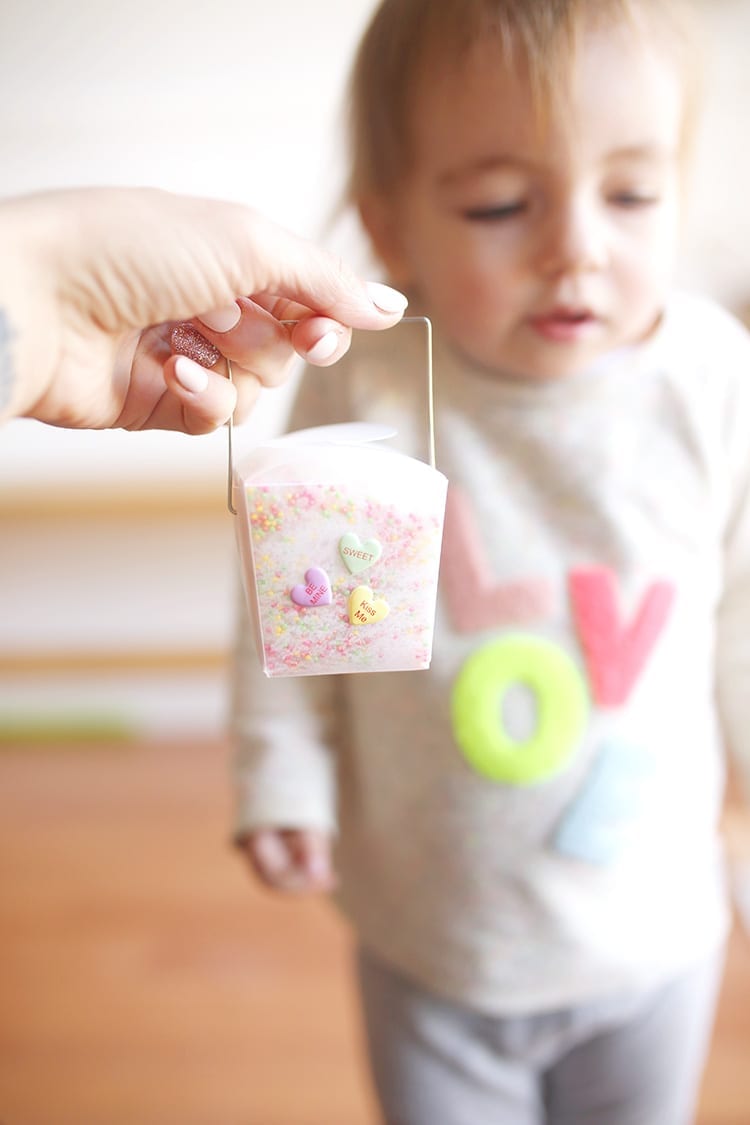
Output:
top-left (238, 827), bottom-right (336, 894)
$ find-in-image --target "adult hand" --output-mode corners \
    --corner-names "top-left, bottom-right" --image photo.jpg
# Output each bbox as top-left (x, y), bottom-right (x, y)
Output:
top-left (0, 187), bottom-right (407, 432)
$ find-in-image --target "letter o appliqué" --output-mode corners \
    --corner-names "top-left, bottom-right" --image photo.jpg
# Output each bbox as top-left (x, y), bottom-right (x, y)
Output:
top-left (451, 635), bottom-right (588, 784)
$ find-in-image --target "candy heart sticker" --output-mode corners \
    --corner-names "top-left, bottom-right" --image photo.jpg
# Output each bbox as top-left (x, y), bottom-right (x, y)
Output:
top-left (339, 532), bottom-right (383, 575)
top-left (291, 567), bottom-right (333, 607)
top-left (348, 585), bottom-right (390, 626)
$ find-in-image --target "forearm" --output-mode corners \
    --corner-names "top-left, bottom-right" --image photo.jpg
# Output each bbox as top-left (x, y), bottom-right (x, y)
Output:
top-left (0, 196), bottom-right (58, 423)
top-left (0, 304), bottom-right (14, 421)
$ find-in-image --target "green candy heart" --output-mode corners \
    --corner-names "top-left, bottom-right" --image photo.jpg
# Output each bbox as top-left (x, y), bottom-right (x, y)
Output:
top-left (339, 532), bottom-right (383, 575)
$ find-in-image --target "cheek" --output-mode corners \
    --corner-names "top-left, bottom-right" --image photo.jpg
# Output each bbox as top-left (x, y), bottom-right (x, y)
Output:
top-left (620, 208), bottom-right (679, 286)
top-left (618, 241), bottom-right (674, 303)
top-left (407, 234), bottom-right (520, 322)
top-left (612, 240), bottom-right (674, 342)
top-left (422, 269), bottom-right (514, 345)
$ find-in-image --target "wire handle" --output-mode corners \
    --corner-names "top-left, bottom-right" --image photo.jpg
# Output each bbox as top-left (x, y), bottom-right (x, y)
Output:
top-left (226, 315), bottom-right (434, 516)
top-left (227, 356), bottom-right (238, 515)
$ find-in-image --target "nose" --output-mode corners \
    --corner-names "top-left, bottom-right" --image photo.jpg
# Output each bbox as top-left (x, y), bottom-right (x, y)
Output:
top-left (536, 194), bottom-right (608, 278)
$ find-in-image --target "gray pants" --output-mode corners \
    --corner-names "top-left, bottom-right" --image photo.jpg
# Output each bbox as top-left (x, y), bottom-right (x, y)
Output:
top-left (356, 945), bottom-right (725, 1125)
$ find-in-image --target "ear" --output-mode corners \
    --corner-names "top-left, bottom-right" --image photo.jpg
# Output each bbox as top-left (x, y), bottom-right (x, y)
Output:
top-left (358, 194), bottom-right (413, 287)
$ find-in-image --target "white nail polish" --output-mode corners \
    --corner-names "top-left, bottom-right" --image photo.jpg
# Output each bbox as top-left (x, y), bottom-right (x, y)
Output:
top-left (198, 302), bottom-right (241, 333)
top-left (306, 331), bottom-right (339, 363)
top-left (174, 355), bottom-right (209, 393)
top-left (366, 281), bottom-right (409, 314)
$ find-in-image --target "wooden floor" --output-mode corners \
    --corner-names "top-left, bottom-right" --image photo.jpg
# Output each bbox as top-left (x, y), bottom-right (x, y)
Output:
top-left (0, 738), bottom-right (748, 1125)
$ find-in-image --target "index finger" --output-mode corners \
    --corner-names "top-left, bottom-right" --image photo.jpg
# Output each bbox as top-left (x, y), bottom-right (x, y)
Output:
top-left (239, 213), bottom-right (408, 329)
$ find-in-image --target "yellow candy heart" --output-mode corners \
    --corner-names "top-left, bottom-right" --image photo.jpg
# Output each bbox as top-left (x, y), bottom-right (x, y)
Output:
top-left (348, 585), bottom-right (390, 626)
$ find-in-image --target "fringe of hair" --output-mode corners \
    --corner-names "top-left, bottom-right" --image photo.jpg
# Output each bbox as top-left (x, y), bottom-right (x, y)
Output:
top-left (346, 0), bottom-right (700, 204)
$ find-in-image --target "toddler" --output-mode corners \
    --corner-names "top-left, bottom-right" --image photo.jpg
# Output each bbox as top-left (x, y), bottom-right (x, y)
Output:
top-left (232, 2), bottom-right (750, 1122)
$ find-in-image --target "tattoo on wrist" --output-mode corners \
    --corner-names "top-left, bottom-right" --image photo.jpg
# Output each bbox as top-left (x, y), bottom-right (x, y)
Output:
top-left (0, 308), bottom-right (15, 414)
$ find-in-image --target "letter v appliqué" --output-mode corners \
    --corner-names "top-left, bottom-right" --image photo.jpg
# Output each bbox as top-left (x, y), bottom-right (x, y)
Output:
top-left (569, 567), bottom-right (675, 707)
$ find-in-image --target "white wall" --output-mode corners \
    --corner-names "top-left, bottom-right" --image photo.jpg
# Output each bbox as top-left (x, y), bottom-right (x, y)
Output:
top-left (2, 0), bottom-right (750, 736)
top-left (0, 0), bottom-right (376, 223)
top-left (677, 0), bottom-right (750, 306)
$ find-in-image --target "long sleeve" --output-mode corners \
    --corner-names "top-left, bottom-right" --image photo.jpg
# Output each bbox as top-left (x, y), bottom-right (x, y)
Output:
top-left (231, 589), bottom-right (346, 838)
top-left (713, 313), bottom-right (750, 795)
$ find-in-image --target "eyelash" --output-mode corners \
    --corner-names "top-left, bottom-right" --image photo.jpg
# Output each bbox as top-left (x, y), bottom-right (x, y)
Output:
top-left (462, 202), bottom-right (527, 222)
top-left (461, 194), bottom-right (660, 222)
top-left (608, 193), bottom-right (660, 209)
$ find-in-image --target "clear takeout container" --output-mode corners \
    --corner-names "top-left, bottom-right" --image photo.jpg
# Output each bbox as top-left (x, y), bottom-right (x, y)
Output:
top-left (233, 423), bottom-right (447, 677)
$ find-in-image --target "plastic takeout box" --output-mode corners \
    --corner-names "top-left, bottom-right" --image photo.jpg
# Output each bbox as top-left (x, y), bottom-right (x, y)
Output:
top-left (233, 423), bottom-right (447, 677)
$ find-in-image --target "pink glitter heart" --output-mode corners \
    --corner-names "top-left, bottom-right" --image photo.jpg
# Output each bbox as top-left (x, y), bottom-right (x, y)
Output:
top-left (290, 567), bottom-right (332, 607)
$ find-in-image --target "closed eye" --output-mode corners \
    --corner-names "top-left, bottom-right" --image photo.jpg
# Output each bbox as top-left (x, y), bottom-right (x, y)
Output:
top-left (609, 192), bottom-right (660, 209)
top-left (462, 202), bottom-right (527, 222)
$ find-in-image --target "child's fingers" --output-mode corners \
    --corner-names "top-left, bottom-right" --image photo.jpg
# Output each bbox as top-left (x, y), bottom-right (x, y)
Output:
top-left (246, 828), bottom-right (296, 888)
top-left (240, 828), bottom-right (335, 894)
top-left (289, 829), bottom-right (337, 891)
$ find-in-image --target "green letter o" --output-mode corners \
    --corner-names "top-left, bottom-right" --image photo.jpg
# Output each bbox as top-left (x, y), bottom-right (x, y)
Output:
top-left (451, 634), bottom-right (588, 785)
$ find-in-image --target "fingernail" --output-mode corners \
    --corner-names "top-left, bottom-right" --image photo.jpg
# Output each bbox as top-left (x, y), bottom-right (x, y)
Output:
top-left (198, 302), bottom-right (241, 334)
top-left (305, 331), bottom-right (339, 363)
top-left (174, 355), bottom-right (209, 393)
top-left (366, 281), bottom-right (409, 314)
top-left (170, 323), bottom-right (221, 368)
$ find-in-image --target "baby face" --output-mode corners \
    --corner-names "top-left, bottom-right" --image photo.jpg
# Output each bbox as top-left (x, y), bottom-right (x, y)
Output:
top-left (381, 21), bottom-right (684, 379)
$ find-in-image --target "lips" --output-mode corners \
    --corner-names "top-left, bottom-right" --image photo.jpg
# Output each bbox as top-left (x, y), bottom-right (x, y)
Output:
top-left (530, 307), bottom-right (599, 343)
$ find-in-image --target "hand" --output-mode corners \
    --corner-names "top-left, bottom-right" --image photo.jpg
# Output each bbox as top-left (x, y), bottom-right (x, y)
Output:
top-left (238, 827), bottom-right (336, 894)
top-left (0, 186), bottom-right (408, 431)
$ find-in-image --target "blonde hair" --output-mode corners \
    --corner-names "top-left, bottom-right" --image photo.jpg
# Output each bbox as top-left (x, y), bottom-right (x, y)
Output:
top-left (347, 0), bottom-right (700, 204)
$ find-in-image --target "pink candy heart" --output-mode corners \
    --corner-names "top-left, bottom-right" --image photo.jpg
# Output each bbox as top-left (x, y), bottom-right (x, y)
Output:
top-left (290, 567), bottom-right (333, 607)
